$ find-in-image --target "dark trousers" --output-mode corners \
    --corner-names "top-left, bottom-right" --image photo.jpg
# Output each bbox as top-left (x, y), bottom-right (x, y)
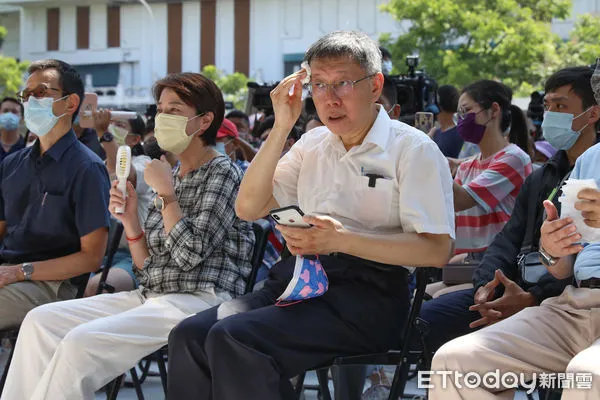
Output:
top-left (167, 255), bottom-right (410, 400)
top-left (418, 287), bottom-right (480, 352)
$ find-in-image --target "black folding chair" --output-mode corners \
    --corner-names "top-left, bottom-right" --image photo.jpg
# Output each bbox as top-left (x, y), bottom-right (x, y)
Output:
top-left (296, 266), bottom-right (436, 400)
top-left (107, 219), bottom-right (274, 399)
top-left (0, 219), bottom-right (124, 395)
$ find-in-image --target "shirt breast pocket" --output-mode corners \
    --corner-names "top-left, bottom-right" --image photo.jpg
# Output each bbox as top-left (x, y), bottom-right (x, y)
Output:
top-left (347, 175), bottom-right (394, 229)
top-left (32, 193), bottom-right (72, 236)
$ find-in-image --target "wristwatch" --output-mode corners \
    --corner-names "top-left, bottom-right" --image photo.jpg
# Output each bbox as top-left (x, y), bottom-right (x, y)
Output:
top-left (154, 194), bottom-right (177, 211)
top-left (21, 263), bottom-right (34, 281)
top-left (99, 132), bottom-right (114, 143)
top-left (539, 246), bottom-right (559, 267)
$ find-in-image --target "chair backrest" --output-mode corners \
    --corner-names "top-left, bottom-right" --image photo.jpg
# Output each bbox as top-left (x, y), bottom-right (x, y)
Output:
top-left (245, 219), bottom-right (273, 294)
top-left (94, 219), bottom-right (125, 296)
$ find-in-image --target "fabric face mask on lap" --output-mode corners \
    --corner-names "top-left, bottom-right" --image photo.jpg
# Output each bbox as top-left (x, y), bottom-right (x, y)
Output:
top-left (276, 255), bottom-right (329, 306)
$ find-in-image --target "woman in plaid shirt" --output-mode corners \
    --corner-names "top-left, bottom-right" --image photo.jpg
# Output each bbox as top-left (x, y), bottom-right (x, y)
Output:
top-left (2, 73), bottom-right (255, 400)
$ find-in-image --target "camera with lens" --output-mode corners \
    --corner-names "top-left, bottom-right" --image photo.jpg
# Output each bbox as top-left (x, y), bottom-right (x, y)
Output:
top-left (389, 55), bottom-right (438, 125)
top-left (527, 90), bottom-right (545, 140)
top-left (245, 81), bottom-right (278, 116)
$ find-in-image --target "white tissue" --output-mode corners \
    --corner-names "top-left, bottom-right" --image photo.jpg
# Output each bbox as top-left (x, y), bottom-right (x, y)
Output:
top-left (559, 178), bottom-right (600, 243)
top-left (301, 61), bottom-right (311, 85)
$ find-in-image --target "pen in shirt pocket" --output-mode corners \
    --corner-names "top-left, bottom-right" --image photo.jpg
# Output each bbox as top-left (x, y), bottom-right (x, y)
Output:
top-left (42, 192), bottom-right (48, 206)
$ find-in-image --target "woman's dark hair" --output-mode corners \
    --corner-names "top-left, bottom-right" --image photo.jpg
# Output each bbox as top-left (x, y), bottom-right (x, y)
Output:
top-left (27, 59), bottom-right (85, 123)
top-left (462, 80), bottom-right (528, 150)
top-left (507, 105), bottom-right (530, 155)
top-left (437, 85), bottom-right (459, 113)
top-left (153, 72), bottom-right (224, 146)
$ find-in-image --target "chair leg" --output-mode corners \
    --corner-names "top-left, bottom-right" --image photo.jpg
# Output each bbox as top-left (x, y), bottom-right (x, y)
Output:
top-left (316, 368), bottom-right (331, 400)
top-left (0, 344), bottom-right (15, 393)
top-left (294, 372), bottom-right (307, 398)
top-left (135, 358), bottom-right (152, 385)
top-left (129, 367), bottom-right (145, 400)
top-left (106, 375), bottom-right (124, 400)
top-left (155, 349), bottom-right (168, 396)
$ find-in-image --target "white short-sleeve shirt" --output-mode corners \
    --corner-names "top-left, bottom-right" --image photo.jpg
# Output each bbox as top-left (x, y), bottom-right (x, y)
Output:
top-left (273, 106), bottom-right (456, 239)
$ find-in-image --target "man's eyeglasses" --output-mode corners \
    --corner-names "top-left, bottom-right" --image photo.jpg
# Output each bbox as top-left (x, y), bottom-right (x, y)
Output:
top-left (306, 74), bottom-right (376, 98)
top-left (17, 85), bottom-right (65, 103)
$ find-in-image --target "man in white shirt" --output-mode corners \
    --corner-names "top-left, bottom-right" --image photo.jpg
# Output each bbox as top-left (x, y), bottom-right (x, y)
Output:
top-left (166, 30), bottom-right (456, 400)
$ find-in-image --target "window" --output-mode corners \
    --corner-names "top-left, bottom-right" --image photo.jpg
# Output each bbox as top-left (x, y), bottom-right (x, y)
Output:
top-left (47, 8), bottom-right (59, 51)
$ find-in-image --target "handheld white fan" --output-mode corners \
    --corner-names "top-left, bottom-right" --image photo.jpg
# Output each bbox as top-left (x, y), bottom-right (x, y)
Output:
top-left (115, 146), bottom-right (132, 214)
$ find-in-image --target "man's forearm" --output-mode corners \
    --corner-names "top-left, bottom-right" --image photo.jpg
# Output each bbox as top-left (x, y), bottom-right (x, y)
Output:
top-left (19, 251), bottom-right (104, 281)
top-left (337, 231), bottom-right (454, 267)
top-left (236, 138), bottom-right (258, 162)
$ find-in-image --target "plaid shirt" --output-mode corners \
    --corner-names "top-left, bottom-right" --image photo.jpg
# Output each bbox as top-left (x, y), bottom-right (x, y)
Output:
top-left (136, 155), bottom-right (255, 297)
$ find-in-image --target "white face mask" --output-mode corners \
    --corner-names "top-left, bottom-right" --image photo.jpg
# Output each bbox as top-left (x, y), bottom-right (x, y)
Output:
top-left (154, 113), bottom-right (202, 155)
top-left (108, 124), bottom-right (129, 146)
top-left (23, 96), bottom-right (68, 136)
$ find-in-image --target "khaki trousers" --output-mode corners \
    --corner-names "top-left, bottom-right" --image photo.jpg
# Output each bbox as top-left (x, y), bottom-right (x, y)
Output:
top-left (430, 285), bottom-right (600, 400)
top-left (0, 279), bottom-right (76, 329)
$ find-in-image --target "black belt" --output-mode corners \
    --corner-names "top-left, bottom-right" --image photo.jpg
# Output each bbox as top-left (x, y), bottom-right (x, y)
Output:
top-left (579, 278), bottom-right (600, 289)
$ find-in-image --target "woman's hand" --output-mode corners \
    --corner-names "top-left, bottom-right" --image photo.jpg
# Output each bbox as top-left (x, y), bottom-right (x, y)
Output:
top-left (109, 180), bottom-right (140, 231)
top-left (144, 156), bottom-right (175, 196)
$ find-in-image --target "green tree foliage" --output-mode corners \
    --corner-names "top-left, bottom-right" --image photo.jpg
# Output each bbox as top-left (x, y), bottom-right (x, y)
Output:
top-left (0, 55), bottom-right (28, 99)
top-left (556, 13), bottom-right (600, 69)
top-left (381, 0), bottom-right (571, 93)
top-left (201, 65), bottom-right (248, 110)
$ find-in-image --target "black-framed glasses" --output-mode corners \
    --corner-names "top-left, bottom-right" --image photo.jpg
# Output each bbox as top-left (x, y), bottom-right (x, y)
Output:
top-left (306, 74), bottom-right (376, 98)
top-left (17, 85), bottom-right (65, 103)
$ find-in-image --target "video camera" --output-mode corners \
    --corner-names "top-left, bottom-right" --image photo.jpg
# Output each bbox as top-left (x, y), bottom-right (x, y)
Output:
top-left (389, 56), bottom-right (439, 125)
top-left (245, 81), bottom-right (277, 116)
top-left (527, 90), bottom-right (545, 140)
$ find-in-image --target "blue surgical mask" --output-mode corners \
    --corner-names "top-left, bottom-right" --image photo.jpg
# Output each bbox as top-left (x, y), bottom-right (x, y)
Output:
top-left (23, 96), bottom-right (68, 137)
top-left (0, 112), bottom-right (20, 131)
top-left (214, 141), bottom-right (226, 155)
top-left (541, 108), bottom-right (591, 150)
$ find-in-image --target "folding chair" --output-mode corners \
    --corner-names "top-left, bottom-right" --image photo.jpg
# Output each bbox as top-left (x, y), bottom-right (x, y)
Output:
top-left (296, 266), bottom-right (436, 400)
top-left (107, 219), bottom-right (274, 399)
top-left (0, 219), bottom-right (124, 394)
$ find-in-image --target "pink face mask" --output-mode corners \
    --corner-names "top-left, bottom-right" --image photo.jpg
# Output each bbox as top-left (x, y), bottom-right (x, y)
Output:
top-left (276, 255), bottom-right (329, 307)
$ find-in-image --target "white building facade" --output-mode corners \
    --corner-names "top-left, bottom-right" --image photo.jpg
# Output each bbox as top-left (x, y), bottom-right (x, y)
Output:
top-left (0, 0), bottom-right (407, 106)
top-left (0, 0), bottom-right (596, 107)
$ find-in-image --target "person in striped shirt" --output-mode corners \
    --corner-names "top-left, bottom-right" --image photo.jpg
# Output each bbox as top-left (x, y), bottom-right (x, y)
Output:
top-left (452, 80), bottom-right (533, 262)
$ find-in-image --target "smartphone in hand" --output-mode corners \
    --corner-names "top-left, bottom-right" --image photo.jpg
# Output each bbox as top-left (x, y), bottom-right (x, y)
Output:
top-left (415, 111), bottom-right (434, 134)
top-left (269, 206), bottom-right (312, 228)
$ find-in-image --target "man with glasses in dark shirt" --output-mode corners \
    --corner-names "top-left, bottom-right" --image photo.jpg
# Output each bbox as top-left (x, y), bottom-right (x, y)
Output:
top-left (0, 59), bottom-right (110, 329)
